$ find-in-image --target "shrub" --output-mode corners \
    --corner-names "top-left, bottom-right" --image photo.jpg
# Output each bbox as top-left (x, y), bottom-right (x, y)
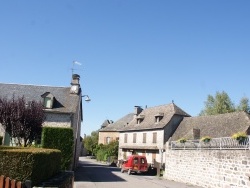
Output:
top-left (0, 146), bottom-right (61, 186)
top-left (232, 132), bottom-right (248, 144)
top-left (178, 138), bottom-right (187, 143)
top-left (41, 127), bottom-right (74, 170)
top-left (95, 141), bottom-right (119, 162)
top-left (200, 136), bottom-right (212, 143)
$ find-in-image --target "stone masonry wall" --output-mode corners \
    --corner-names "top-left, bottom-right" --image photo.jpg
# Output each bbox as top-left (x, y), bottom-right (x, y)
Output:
top-left (43, 113), bottom-right (71, 127)
top-left (98, 132), bottom-right (119, 145)
top-left (164, 149), bottom-right (250, 188)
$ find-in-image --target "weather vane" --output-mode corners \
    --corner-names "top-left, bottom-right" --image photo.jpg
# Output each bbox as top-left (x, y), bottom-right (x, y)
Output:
top-left (71, 61), bottom-right (82, 75)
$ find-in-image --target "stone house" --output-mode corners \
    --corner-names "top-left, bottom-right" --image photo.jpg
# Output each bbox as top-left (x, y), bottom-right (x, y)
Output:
top-left (98, 113), bottom-right (134, 145)
top-left (0, 74), bottom-right (83, 169)
top-left (171, 111), bottom-right (250, 141)
top-left (118, 103), bottom-right (190, 165)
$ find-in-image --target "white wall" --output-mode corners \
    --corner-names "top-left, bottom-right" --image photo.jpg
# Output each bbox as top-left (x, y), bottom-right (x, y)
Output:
top-left (119, 130), bottom-right (165, 164)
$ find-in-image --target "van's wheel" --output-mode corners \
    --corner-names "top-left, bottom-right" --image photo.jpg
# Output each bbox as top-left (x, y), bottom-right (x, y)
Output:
top-left (121, 168), bottom-right (124, 173)
top-left (128, 169), bottom-right (131, 175)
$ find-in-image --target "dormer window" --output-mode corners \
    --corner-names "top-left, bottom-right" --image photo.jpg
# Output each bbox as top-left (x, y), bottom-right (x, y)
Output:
top-left (136, 115), bottom-right (144, 124)
top-left (41, 92), bottom-right (54, 109)
top-left (155, 113), bottom-right (164, 123)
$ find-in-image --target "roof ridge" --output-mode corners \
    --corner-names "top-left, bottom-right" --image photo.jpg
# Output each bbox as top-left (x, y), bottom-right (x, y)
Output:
top-left (0, 83), bottom-right (68, 88)
top-left (199, 111), bottom-right (247, 118)
top-left (142, 103), bottom-right (173, 110)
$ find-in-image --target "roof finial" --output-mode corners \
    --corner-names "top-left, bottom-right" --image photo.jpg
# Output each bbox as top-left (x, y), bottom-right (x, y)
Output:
top-left (172, 100), bottom-right (174, 104)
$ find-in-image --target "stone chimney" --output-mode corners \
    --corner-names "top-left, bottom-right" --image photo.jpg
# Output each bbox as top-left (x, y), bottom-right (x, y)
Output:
top-left (134, 106), bottom-right (143, 116)
top-left (70, 74), bottom-right (80, 94)
top-left (193, 128), bottom-right (200, 140)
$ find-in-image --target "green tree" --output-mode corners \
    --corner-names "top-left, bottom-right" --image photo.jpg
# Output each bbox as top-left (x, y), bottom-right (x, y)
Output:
top-left (83, 130), bottom-right (99, 155)
top-left (96, 140), bottom-right (119, 162)
top-left (200, 91), bottom-right (249, 116)
top-left (237, 97), bottom-right (250, 112)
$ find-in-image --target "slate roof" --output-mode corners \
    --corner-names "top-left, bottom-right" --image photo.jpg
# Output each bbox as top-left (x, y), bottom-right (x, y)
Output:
top-left (171, 111), bottom-right (250, 141)
top-left (0, 83), bottom-right (80, 114)
top-left (100, 119), bottom-right (112, 129)
top-left (99, 113), bottom-right (134, 132)
top-left (120, 103), bottom-right (190, 132)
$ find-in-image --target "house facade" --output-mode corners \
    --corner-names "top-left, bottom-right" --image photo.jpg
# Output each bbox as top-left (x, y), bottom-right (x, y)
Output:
top-left (0, 74), bottom-right (83, 169)
top-left (98, 113), bottom-right (134, 145)
top-left (118, 103), bottom-right (190, 166)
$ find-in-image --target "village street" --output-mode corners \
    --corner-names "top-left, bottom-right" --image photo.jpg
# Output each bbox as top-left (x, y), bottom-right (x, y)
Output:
top-left (74, 157), bottom-right (202, 188)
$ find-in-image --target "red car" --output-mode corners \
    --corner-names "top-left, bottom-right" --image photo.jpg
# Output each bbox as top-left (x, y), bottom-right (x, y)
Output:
top-left (121, 155), bottom-right (148, 175)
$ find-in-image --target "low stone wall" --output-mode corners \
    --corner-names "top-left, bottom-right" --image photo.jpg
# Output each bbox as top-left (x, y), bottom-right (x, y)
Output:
top-left (164, 149), bottom-right (250, 188)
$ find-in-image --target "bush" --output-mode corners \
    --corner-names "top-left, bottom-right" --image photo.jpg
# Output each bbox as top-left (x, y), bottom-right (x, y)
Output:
top-left (178, 138), bottom-right (187, 143)
top-left (0, 146), bottom-right (61, 186)
top-left (232, 132), bottom-right (247, 140)
top-left (96, 141), bottom-right (119, 162)
top-left (96, 148), bottom-right (107, 161)
top-left (200, 136), bottom-right (212, 143)
top-left (41, 127), bottom-right (74, 170)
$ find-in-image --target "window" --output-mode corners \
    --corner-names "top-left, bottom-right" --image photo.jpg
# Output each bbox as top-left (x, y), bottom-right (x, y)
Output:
top-left (153, 132), bottom-right (157, 143)
top-left (140, 158), bottom-right (145, 164)
top-left (134, 157), bottom-right (138, 164)
top-left (155, 113), bottom-right (164, 123)
top-left (136, 115), bottom-right (145, 124)
top-left (44, 97), bottom-right (53, 108)
top-left (41, 92), bottom-right (54, 109)
top-left (133, 133), bottom-right (137, 143)
top-left (124, 134), bottom-right (128, 143)
top-left (143, 133), bottom-right (147, 143)
top-left (106, 137), bottom-right (110, 144)
top-left (155, 116), bottom-right (163, 123)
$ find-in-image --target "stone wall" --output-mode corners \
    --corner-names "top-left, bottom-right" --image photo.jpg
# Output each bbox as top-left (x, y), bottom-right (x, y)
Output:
top-left (164, 149), bottom-right (250, 188)
top-left (98, 131), bottom-right (119, 145)
top-left (43, 113), bottom-right (71, 127)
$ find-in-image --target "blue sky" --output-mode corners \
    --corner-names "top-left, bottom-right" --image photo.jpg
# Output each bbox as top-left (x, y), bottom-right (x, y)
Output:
top-left (1, 1), bottom-right (250, 136)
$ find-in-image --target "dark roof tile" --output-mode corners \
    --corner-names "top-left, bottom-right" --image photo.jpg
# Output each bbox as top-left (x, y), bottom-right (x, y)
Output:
top-left (100, 113), bottom-right (134, 132)
top-left (120, 103), bottom-right (190, 131)
top-left (0, 83), bottom-right (79, 114)
top-left (171, 111), bottom-right (250, 140)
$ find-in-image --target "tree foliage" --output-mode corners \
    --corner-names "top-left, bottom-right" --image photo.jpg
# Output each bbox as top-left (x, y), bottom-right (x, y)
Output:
top-left (83, 130), bottom-right (99, 155)
top-left (237, 97), bottom-right (250, 112)
top-left (200, 91), bottom-right (250, 116)
top-left (0, 96), bottom-right (45, 146)
top-left (83, 130), bottom-right (119, 162)
top-left (96, 140), bottom-right (119, 162)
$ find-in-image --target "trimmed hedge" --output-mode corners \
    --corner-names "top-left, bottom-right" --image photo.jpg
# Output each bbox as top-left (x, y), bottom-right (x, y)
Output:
top-left (0, 146), bottom-right (61, 186)
top-left (41, 127), bottom-right (74, 170)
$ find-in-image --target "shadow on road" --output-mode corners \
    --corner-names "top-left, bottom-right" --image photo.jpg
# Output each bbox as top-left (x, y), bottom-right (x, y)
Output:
top-left (74, 160), bottom-right (126, 183)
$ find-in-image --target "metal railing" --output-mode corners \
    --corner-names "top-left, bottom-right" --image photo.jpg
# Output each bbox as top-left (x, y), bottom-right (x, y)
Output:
top-left (170, 136), bottom-right (250, 150)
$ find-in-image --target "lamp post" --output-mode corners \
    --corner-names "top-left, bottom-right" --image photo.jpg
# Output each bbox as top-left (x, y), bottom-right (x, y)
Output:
top-left (73, 94), bottom-right (91, 169)
top-left (82, 95), bottom-right (91, 102)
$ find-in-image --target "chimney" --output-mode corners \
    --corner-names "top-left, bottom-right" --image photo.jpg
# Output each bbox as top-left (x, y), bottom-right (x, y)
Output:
top-left (193, 128), bottom-right (200, 140)
top-left (134, 106), bottom-right (143, 116)
top-left (70, 74), bottom-right (80, 94)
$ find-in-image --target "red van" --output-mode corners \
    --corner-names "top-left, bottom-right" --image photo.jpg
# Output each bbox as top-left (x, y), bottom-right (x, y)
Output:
top-left (121, 155), bottom-right (148, 175)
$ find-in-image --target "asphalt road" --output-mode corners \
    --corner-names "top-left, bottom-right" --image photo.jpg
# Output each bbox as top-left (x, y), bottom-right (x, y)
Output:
top-left (74, 157), bottom-right (202, 188)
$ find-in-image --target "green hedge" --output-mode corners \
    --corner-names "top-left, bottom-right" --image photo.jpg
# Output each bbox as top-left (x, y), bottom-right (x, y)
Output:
top-left (0, 146), bottom-right (61, 186)
top-left (41, 127), bottom-right (74, 170)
